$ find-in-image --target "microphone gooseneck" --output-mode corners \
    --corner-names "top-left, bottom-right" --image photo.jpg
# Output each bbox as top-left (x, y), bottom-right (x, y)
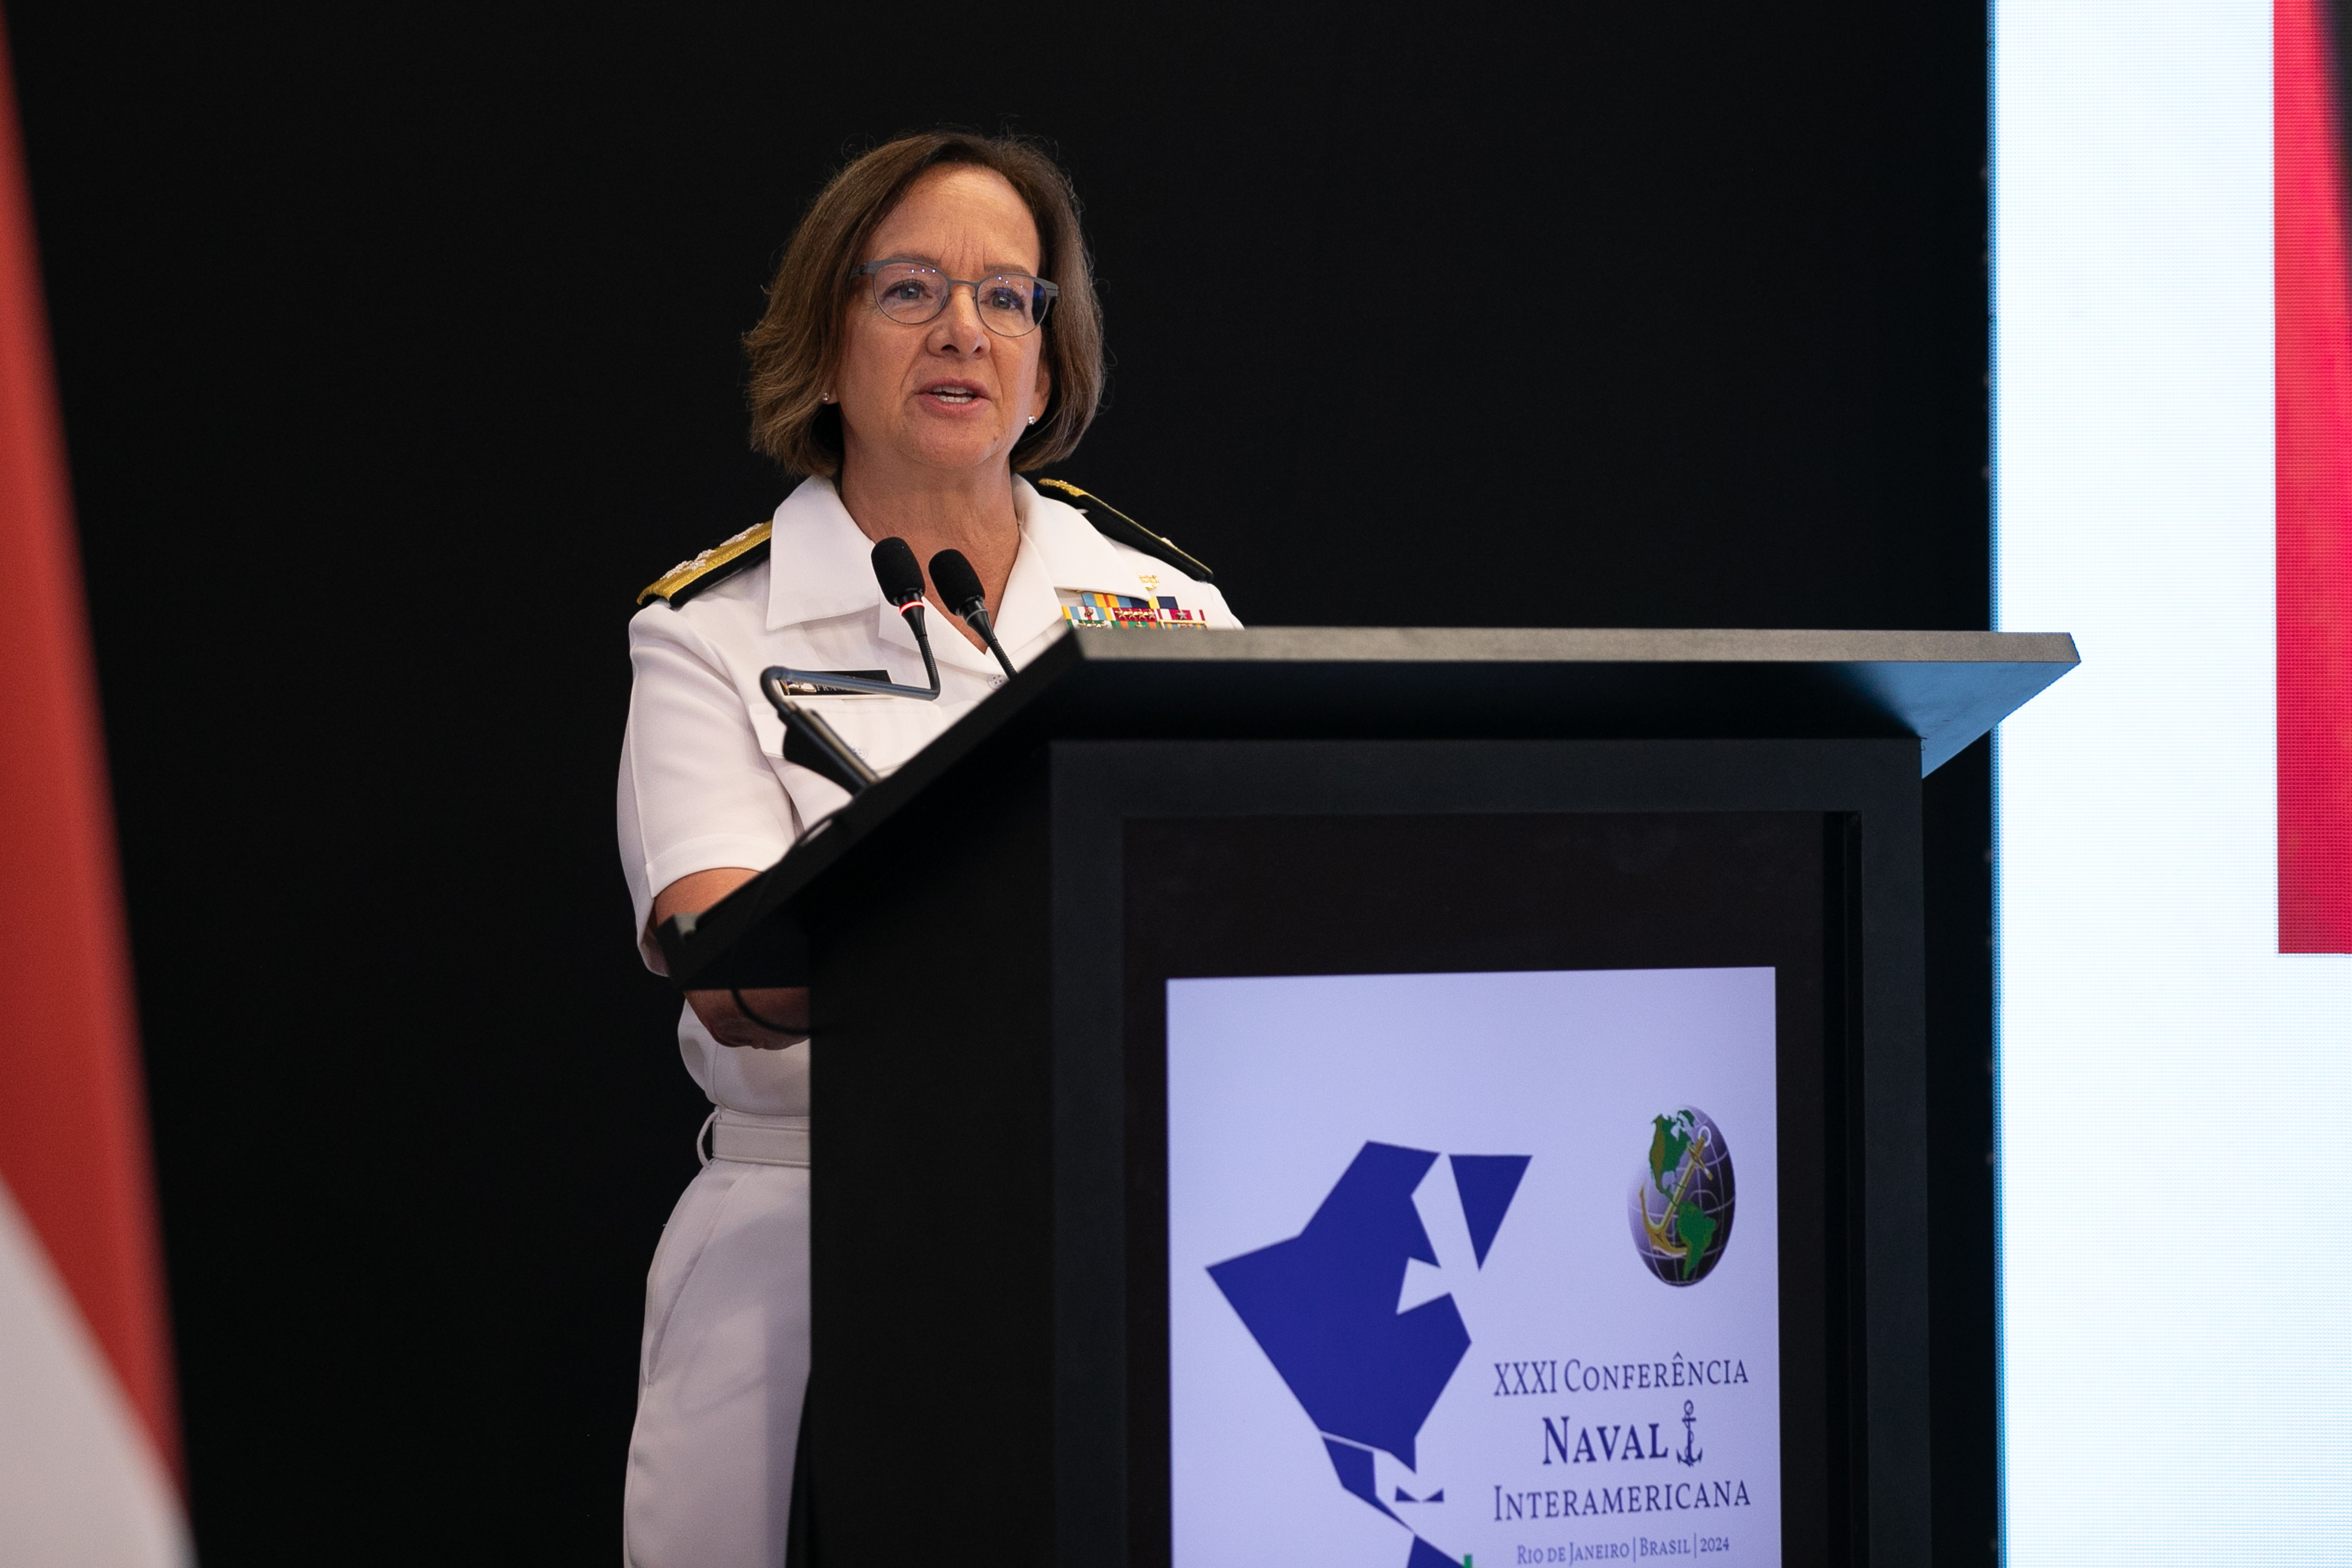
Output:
top-left (756, 534), bottom-right (944, 724)
top-left (928, 548), bottom-right (1018, 680)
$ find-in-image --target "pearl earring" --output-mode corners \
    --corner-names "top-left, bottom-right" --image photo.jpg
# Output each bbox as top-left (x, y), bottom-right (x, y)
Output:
top-left (1027, 414), bottom-right (1038, 425)
top-left (820, 392), bottom-right (834, 403)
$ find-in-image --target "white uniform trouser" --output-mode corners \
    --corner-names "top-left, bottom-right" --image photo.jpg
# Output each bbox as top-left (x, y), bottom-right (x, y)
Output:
top-left (623, 1112), bottom-right (810, 1568)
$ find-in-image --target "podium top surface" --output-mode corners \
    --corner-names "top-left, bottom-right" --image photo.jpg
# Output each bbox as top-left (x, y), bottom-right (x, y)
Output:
top-left (1003, 627), bottom-right (2074, 774)
top-left (658, 627), bottom-right (2074, 984)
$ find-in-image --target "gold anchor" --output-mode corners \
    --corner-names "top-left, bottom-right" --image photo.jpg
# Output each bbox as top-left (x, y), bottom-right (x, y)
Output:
top-left (1642, 1128), bottom-right (1710, 1257)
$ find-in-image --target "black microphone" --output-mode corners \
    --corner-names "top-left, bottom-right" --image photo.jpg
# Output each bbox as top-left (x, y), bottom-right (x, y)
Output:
top-left (756, 536), bottom-right (944, 762)
top-left (870, 535), bottom-right (926, 607)
top-left (757, 534), bottom-right (942, 708)
top-left (867, 537), bottom-right (941, 695)
top-left (929, 548), bottom-right (1018, 679)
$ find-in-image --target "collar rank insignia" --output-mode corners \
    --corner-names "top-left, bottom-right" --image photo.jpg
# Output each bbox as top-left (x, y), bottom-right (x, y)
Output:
top-left (1057, 588), bottom-right (1210, 629)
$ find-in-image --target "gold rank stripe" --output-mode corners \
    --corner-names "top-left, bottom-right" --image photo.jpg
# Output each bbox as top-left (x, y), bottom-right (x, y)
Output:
top-left (638, 520), bottom-right (773, 606)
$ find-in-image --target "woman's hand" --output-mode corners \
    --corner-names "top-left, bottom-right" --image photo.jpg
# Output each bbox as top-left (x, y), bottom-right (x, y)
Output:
top-left (652, 867), bottom-right (810, 1047)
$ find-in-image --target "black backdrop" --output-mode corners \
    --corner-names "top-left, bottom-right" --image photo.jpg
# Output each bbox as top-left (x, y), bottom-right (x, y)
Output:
top-left (8, 3), bottom-right (1992, 1561)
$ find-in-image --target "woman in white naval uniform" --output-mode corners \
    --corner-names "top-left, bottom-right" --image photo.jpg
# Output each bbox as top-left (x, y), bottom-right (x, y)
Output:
top-left (614, 132), bottom-right (1237, 1568)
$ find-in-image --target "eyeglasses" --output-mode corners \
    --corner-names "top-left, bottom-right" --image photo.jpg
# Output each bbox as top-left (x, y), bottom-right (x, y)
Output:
top-left (855, 259), bottom-right (1059, 337)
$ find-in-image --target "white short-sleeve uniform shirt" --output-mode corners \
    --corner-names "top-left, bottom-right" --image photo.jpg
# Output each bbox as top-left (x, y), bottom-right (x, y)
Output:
top-left (612, 473), bottom-right (1236, 1568)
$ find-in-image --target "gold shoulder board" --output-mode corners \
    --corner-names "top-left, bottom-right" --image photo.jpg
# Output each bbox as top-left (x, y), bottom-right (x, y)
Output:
top-left (1034, 478), bottom-right (1214, 584)
top-left (636, 520), bottom-right (774, 609)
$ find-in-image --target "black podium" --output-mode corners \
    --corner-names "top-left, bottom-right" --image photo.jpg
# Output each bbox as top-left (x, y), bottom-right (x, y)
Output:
top-left (661, 628), bottom-right (2074, 1568)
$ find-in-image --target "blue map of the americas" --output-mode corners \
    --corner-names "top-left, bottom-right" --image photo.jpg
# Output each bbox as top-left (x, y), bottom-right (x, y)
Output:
top-left (1208, 1142), bottom-right (1530, 1568)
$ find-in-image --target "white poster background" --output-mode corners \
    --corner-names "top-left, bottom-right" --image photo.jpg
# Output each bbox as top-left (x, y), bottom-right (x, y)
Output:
top-left (1168, 967), bottom-right (1782, 1568)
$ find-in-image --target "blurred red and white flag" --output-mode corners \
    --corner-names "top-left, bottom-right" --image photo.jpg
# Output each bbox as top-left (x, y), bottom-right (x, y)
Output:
top-left (0, 10), bottom-right (190, 1563)
top-left (2277, 0), bottom-right (2352, 951)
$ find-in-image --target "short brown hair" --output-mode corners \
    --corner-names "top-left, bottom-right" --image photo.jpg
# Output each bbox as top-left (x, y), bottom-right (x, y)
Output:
top-left (745, 132), bottom-right (1103, 477)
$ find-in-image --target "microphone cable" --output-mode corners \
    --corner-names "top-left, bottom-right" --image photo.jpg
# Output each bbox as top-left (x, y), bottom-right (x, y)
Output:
top-left (730, 985), bottom-right (804, 1037)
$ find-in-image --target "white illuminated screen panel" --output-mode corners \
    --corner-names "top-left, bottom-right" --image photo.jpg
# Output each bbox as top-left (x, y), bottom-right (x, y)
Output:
top-left (1995, 2), bottom-right (2352, 1559)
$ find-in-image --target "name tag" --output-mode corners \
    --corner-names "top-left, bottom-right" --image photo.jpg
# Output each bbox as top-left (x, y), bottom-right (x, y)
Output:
top-left (1058, 589), bottom-right (1210, 629)
top-left (775, 669), bottom-right (892, 696)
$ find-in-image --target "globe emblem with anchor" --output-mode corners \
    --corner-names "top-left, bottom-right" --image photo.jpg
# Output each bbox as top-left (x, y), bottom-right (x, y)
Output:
top-left (1627, 1106), bottom-right (1736, 1285)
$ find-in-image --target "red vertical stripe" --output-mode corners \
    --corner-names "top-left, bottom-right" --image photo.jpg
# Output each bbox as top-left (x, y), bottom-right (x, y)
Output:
top-left (0, 11), bottom-right (179, 1474)
top-left (2278, 0), bottom-right (2352, 951)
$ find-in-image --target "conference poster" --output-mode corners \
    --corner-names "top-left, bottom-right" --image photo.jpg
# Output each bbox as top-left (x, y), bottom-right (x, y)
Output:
top-left (1168, 967), bottom-right (1781, 1568)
